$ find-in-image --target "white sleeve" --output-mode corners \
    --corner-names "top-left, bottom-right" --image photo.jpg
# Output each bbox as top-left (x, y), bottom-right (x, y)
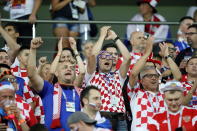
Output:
top-left (84, 71), bottom-right (94, 86)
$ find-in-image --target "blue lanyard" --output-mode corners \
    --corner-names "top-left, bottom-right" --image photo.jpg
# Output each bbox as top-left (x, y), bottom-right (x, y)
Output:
top-left (62, 89), bottom-right (75, 102)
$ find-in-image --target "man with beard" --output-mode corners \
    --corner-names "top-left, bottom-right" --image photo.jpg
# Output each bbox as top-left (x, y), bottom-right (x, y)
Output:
top-left (85, 26), bottom-right (131, 130)
top-left (27, 37), bottom-right (85, 130)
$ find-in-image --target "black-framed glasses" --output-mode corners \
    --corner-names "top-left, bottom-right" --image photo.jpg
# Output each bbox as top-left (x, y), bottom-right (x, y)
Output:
top-left (143, 74), bottom-right (160, 79)
top-left (185, 32), bottom-right (197, 36)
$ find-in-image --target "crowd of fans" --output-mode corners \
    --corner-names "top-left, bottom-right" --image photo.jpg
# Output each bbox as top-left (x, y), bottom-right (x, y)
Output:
top-left (0, 0), bottom-right (197, 131)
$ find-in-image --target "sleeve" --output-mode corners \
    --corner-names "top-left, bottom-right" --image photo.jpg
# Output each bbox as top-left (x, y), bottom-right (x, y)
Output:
top-left (192, 110), bottom-right (197, 129)
top-left (147, 117), bottom-right (160, 131)
top-left (84, 71), bottom-right (94, 86)
top-left (38, 80), bottom-right (54, 98)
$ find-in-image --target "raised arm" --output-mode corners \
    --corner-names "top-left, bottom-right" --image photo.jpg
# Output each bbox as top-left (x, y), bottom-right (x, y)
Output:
top-left (69, 37), bottom-right (85, 87)
top-left (159, 43), bottom-right (181, 81)
top-left (87, 26), bottom-right (110, 74)
top-left (129, 36), bottom-right (154, 88)
top-left (29, 0), bottom-right (43, 23)
top-left (27, 37), bottom-right (44, 92)
top-left (105, 29), bottom-right (131, 79)
top-left (0, 25), bottom-right (20, 63)
top-left (182, 79), bottom-right (197, 106)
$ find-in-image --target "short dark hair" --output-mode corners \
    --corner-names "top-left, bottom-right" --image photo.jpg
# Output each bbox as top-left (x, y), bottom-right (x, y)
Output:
top-left (29, 124), bottom-right (48, 131)
top-left (186, 56), bottom-right (197, 65)
top-left (0, 64), bottom-right (11, 70)
top-left (0, 49), bottom-right (7, 53)
top-left (80, 85), bottom-right (100, 107)
top-left (19, 46), bottom-right (30, 53)
top-left (102, 43), bottom-right (118, 51)
top-left (188, 24), bottom-right (197, 31)
top-left (4, 22), bottom-right (19, 33)
top-left (62, 48), bottom-right (75, 57)
top-left (179, 16), bottom-right (194, 23)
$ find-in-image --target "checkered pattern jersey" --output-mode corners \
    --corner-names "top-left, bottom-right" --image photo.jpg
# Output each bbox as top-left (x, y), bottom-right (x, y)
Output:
top-left (128, 85), bottom-right (165, 129)
top-left (15, 95), bottom-right (37, 126)
top-left (11, 66), bottom-right (35, 104)
top-left (182, 81), bottom-right (197, 109)
top-left (86, 70), bottom-right (126, 113)
top-left (34, 95), bottom-right (45, 124)
top-left (11, 66), bottom-right (29, 84)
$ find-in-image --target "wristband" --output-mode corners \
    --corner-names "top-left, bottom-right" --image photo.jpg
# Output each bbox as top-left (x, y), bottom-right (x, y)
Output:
top-left (164, 55), bottom-right (171, 60)
top-left (113, 36), bottom-right (120, 43)
top-left (18, 119), bottom-right (26, 125)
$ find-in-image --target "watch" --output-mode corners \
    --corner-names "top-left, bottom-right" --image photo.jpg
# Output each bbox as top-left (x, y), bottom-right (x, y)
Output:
top-left (164, 55), bottom-right (171, 60)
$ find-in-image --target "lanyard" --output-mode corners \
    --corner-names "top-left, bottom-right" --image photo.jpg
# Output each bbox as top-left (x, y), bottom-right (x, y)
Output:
top-left (167, 107), bottom-right (183, 131)
top-left (62, 89), bottom-right (75, 102)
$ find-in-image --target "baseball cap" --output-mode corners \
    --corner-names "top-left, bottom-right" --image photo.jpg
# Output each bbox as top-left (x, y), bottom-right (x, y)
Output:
top-left (68, 112), bottom-right (97, 125)
top-left (137, 0), bottom-right (159, 13)
top-left (161, 80), bottom-right (185, 93)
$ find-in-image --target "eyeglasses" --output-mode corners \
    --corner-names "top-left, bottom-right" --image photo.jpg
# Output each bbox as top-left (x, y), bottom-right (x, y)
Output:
top-left (185, 32), bottom-right (197, 36)
top-left (143, 74), bottom-right (160, 79)
top-left (98, 54), bottom-right (114, 60)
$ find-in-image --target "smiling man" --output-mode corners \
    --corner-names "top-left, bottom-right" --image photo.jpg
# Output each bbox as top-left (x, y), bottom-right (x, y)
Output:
top-left (148, 80), bottom-right (197, 131)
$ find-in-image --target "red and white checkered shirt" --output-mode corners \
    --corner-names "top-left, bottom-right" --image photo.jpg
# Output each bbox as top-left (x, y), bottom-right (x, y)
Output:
top-left (11, 66), bottom-right (29, 84)
top-left (22, 82), bottom-right (35, 104)
top-left (33, 95), bottom-right (45, 124)
top-left (85, 70), bottom-right (126, 113)
top-left (128, 85), bottom-right (165, 130)
top-left (15, 95), bottom-right (37, 127)
top-left (182, 81), bottom-right (197, 109)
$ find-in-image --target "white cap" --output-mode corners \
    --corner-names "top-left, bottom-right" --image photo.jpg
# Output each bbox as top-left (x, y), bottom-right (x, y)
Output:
top-left (161, 80), bottom-right (185, 93)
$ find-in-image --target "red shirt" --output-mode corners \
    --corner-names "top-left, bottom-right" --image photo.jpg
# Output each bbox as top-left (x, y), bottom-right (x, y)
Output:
top-left (148, 106), bottom-right (197, 131)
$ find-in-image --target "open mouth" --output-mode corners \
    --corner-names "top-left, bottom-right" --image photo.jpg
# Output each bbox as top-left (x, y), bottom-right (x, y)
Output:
top-left (65, 72), bottom-right (71, 76)
top-left (104, 62), bottom-right (110, 66)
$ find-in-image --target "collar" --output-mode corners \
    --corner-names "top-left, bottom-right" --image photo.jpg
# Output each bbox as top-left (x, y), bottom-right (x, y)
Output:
top-left (60, 84), bottom-right (74, 90)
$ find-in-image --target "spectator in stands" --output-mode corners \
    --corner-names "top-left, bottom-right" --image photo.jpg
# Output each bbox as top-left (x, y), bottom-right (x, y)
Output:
top-left (80, 85), bottom-right (112, 130)
top-left (187, 6), bottom-right (197, 22)
top-left (3, 0), bottom-right (43, 47)
top-left (29, 124), bottom-right (48, 131)
top-left (27, 37), bottom-right (85, 130)
top-left (0, 81), bottom-right (37, 131)
top-left (126, 0), bottom-right (169, 43)
top-left (174, 16), bottom-right (194, 52)
top-left (180, 56), bottom-right (197, 109)
top-left (85, 26), bottom-right (130, 130)
top-left (175, 24), bottom-right (197, 67)
top-left (0, 23), bottom-right (21, 65)
top-left (79, 0), bottom-right (97, 45)
top-left (37, 56), bottom-right (51, 81)
top-left (51, 0), bottom-right (80, 48)
top-left (82, 41), bottom-right (94, 62)
top-left (68, 111), bottom-right (98, 131)
top-left (148, 80), bottom-right (197, 131)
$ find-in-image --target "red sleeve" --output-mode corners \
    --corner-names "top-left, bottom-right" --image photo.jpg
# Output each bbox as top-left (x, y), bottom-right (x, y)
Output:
top-left (27, 109), bottom-right (38, 126)
top-left (147, 124), bottom-right (158, 131)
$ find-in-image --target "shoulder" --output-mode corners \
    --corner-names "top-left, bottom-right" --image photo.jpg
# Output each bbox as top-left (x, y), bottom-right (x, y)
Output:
top-left (154, 13), bottom-right (166, 21)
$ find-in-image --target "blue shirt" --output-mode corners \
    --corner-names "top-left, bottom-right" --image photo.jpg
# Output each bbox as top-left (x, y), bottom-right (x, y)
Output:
top-left (15, 76), bottom-right (25, 97)
top-left (39, 81), bottom-right (81, 131)
top-left (0, 108), bottom-right (16, 131)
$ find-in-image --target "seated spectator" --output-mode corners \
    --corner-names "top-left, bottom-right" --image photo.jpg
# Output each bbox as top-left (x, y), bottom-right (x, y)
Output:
top-left (174, 16), bottom-right (194, 52)
top-left (148, 80), bottom-right (197, 131)
top-left (80, 85), bottom-right (112, 130)
top-left (68, 111), bottom-right (110, 131)
top-left (126, 0), bottom-right (169, 43)
top-left (27, 37), bottom-right (85, 130)
top-left (0, 81), bottom-right (37, 131)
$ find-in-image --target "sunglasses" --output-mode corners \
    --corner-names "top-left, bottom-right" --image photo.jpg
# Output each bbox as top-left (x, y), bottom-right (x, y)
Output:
top-left (98, 54), bottom-right (114, 60)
